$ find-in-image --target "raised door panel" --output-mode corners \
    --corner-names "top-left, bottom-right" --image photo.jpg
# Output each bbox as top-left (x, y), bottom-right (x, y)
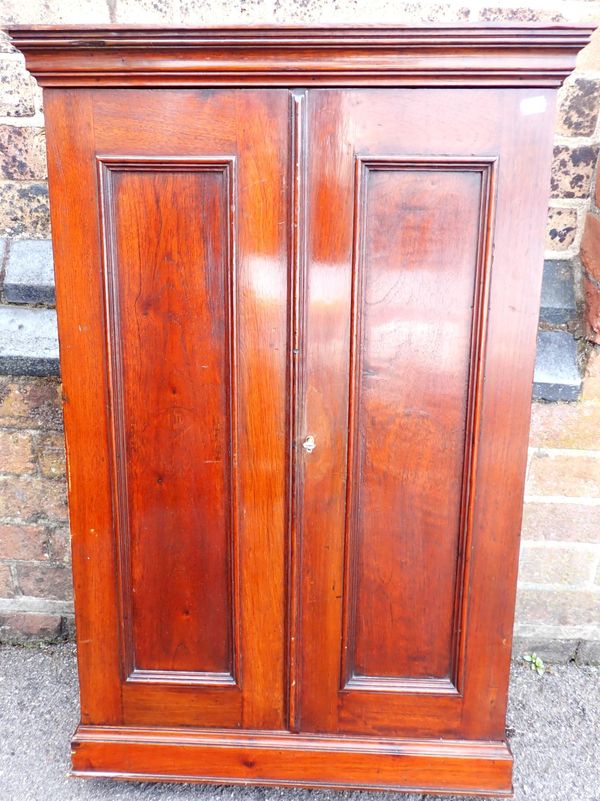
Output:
top-left (343, 158), bottom-right (493, 694)
top-left (44, 89), bottom-right (290, 729)
top-left (295, 88), bottom-right (555, 739)
top-left (101, 160), bottom-right (237, 685)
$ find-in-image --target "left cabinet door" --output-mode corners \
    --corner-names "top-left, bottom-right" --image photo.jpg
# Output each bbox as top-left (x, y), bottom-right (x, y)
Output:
top-left (44, 89), bottom-right (290, 730)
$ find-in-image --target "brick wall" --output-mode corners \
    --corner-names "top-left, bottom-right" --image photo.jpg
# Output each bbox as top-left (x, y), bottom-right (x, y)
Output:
top-left (0, 376), bottom-right (71, 641)
top-left (517, 352), bottom-right (600, 662)
top-left (581, 161), bottom-right (600, 342)
top-left (1, 0), bottom-right (600, 661)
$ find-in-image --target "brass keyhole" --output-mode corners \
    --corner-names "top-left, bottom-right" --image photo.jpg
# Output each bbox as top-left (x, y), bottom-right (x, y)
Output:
top-left (302, 435), bottom-right (316, 454)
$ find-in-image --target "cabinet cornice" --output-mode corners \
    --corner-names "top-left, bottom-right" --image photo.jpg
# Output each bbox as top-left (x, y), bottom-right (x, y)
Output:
top-left (9, 25), bottom-right (594, 88)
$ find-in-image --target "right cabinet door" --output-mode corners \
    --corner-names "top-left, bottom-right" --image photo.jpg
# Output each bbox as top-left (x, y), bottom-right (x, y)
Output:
top-left (295, 88), bottom-right (555, 740)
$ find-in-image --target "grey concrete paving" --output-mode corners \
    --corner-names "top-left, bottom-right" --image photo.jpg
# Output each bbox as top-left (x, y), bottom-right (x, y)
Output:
top-left (0, 644), bottom-right (599, 801)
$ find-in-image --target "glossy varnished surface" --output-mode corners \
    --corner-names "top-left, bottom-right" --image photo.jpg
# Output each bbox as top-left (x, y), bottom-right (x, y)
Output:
top-left (44, 88), bottom-right (290, 730)
top-left (297, 87), bottom-right (553, 740)
top-left (347, 162), bottom-right (487, 685)
top-left (71, 725), bottom-right (513, 795)
top-left (106, 164), bottom-right (235, 679)
top-left (8, 25), bottom-right (593, 87)
top-left (12, 23), bottom-right (590, 796)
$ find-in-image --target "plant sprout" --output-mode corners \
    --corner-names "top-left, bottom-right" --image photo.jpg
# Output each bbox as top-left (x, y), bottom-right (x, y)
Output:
top-left (523, 652), bottom-right (545, 676)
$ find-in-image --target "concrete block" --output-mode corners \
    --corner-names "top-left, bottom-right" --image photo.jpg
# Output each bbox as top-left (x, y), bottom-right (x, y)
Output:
top-left (575, 640), bottom-right (600, 665)
top-left (4, 240), bottom-right (55, 305)
top-left (539, 260), bottom-right (576, 325)
top-left (512, 636), bottom-right (579, 664)
top-left (533, 331), bottom-right (581, 401)
top-left (0, 306), bottom-right (59, 376)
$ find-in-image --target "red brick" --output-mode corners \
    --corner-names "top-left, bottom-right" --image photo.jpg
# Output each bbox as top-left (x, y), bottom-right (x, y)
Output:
top-left (0, 523), bottom-right (47, 560)
top-left (516, 587), bottom-right (600, 626)
top-left (583, 275), bottom-right (600, 345)
top-left (529, 400), bottom-right (600, 450)
top-left (581, 212), bottom-right (600, 284)
top-left (582, 214), bottom-right (600, 345)
top-left (16, 563), bottom-right (73, 601)
top-left (47, 526), bottom-right (70, 563)
top-left (527, 452), bottom-right (600, 498)
top-left (0, 475), bottom-right (68, 521)
top-left (0, 429), bottom-right (35, 474)
top-left (518, 544), bottom-right (597, 585)
top-left (522, 503), bottom-right (599, 543)
top-left (582, 349), bottom-right (600, 401)
top-left (0, 563), bottom-right (15, 597)
top-left (0, 377), bottom-right (63, 431)
top-left (0, 612), bottom-right (64, 642)
top-left (37, 430), bottom-right (66, 478)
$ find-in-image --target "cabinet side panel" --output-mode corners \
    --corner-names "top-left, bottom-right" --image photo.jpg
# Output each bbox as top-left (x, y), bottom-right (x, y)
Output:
top-left (43, 89), bottom-right (123, 723)
top-left (103, 164), bottom-right (236, 679)
top-left (461, 88), bottom-right (558, 738)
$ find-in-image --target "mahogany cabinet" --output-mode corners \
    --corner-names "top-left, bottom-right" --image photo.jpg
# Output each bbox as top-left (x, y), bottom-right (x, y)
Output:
top-left (11, 24), bottom-right (591, 796)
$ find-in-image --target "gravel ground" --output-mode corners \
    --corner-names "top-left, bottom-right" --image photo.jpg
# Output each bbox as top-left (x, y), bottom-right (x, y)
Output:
top-left (0, 644), bottom-right (598, 801)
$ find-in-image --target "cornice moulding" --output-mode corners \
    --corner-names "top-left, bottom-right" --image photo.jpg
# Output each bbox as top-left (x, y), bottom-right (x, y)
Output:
top-left (8, 25), bottom-right (595, 88)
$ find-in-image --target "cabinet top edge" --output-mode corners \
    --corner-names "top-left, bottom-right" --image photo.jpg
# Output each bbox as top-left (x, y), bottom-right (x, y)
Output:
top-left (8, 24), bottom-right (594, 89)
top-left (8, 23), bottom-right (595, 44)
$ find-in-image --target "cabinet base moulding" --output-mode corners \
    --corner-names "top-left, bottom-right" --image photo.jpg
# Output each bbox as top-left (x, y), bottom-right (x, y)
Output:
top-left (71, 725), bottom-right (513, 796)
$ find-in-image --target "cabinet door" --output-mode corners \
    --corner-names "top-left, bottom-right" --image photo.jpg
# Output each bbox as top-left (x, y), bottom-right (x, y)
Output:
top-left (45, 89), bottom-right (289, 730)
top-left (295, 88), bottom-right (554, 739)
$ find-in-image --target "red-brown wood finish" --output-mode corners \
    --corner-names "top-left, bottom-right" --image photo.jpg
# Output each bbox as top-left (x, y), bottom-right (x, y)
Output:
top-left (42, 87), bottom-right (292, 731)
top-left (295, 87), bottom-right (555, 742)
top-left (106, 161), bottom-right (236, 681)
top-left (10, 24), bottom-right (592, 797)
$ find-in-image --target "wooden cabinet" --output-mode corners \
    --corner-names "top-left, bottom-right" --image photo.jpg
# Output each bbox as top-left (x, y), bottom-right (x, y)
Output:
top-left (11, 24), bottom-right (591, 797)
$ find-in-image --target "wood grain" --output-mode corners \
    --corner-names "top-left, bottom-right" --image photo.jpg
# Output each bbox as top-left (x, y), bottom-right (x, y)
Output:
top-left (71, 723), bottom-right (513, 796)
top-left (45, 88), bottom-right (290, 731)
top-left (341, 158), bottom-right (495, 693)
top-left (99, 158), bottom-right (237, 682)
top-left (296, 87), bottom-right (555, 741)
top-left (13, 23), bottom-right (590, 796)
top-left (9, 25), bottom-right (593, 88)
